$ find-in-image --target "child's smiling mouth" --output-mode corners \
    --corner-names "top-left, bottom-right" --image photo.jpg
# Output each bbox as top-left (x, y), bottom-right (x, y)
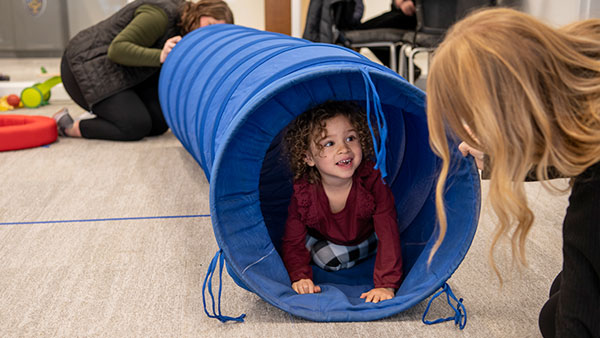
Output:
top-left (336, 158), bottom-right (352, 166)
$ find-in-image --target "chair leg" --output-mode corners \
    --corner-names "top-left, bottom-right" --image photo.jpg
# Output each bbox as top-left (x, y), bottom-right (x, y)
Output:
top-left (398, 44), bottom-right (409, 79)
top-left (428, 52), bottom-right (432, 70)
top-left (389, 43), bottom-right (397, 73)
top-left (409, 47), bottom-right (434, 84)
top-left (408, 49), bottom-right (417, 84)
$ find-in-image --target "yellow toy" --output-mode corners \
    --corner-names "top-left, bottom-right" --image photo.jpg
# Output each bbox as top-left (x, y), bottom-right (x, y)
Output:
top-left (20, 76), bottom-right (62, 108)
top-left (0, 96), bottom-right (14, 111)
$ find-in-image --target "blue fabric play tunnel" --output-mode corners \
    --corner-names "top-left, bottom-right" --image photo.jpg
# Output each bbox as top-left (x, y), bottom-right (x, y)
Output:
top-left (159, 24), bottom-right (480, 322)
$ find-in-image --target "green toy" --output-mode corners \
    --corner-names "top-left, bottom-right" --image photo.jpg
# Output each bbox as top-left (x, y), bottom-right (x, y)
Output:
top-left (20, 76), bottom-right (62, 108)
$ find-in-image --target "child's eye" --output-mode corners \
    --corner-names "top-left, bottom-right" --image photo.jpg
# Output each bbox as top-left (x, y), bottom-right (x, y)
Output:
top-left (323, 141), bottom-right (334, 147)
top-left (346, 135), bottom-right (356, 142)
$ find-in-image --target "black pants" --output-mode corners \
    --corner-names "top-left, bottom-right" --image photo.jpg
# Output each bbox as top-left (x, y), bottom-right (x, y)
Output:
top-left (539, 272), bottom-right (562, 338)
top-left (357, 9), bottom-right (416, 67)
top-left (60, 56), bottom-right (168, 141)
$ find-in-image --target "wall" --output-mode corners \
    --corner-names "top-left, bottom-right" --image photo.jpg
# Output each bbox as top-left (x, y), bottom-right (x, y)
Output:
top-left (227, 0), bottom-right (265, 30)
top-left (0, 0), bottom-right (71, 56)
top-left (67, 0), bottom-right (127, 38)
top-left (7, 0), bottom-right (600, 55)
top-left (67, 0), bottom-right (264, 38)
top-left (522, 0), bottom-right (589, 26)
top-left (592, 0), bottom-right (600, 19)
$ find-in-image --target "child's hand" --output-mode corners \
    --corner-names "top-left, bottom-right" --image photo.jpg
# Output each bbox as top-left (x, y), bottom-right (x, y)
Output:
top-left (360, 287), bottom-right (395, 303)
top-left (292, 279), bottom-right (321, 294)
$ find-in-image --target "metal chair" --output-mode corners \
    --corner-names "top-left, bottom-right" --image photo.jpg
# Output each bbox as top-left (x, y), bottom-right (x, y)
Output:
top-left (303, 0), bottom-right (414, 74)
top-left (400, 0), bottom-right (496, 83)
top-left (341, 28), bottom-right (413, 73)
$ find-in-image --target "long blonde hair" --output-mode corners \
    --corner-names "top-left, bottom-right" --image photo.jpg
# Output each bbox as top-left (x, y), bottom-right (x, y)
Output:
top-left (426, 8), bottom-right (600, 280)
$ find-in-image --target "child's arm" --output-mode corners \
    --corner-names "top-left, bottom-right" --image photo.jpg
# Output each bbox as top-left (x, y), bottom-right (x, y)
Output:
top-left (360, 287), bottom-right (395, 303)
top-left (369, 167), bottom-right (403, 290)
top-left (292, 278), bottom-right (321, 294)
top-left (281, 192), bottom-right (315, 290)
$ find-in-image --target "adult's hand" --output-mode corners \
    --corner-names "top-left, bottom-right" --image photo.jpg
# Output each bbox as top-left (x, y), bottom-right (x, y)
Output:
top-left (394, 0), bottom-right (416, 16)
top-left (459, 142), bottom-right (485, 170)
top-left (160, 35), bottom-right (182, 64)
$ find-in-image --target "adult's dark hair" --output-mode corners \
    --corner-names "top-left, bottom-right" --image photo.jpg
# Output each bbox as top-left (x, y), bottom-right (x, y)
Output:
top-left (179, 0), bottom-right (234, 36)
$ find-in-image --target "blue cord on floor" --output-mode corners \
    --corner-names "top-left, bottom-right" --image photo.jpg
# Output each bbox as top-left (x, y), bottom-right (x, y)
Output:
top-left (203, 249), bottom-right (246, 323)
top-left (422, 283), bottom-right (467, 329)
top-left (0, 214), bottom-right (210, 226)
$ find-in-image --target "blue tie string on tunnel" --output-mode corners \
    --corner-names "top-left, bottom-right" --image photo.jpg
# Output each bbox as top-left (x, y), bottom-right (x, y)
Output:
top-left (360, 68), bottom-right (388, 181)
top-left (159, 24), bottom-right (481, 323)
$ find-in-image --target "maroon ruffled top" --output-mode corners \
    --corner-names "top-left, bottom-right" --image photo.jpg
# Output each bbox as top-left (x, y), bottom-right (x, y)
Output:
top-left (281, 161), bottom-right (403, 289)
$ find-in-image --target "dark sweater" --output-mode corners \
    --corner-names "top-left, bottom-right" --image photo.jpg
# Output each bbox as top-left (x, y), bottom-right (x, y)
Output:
top-left (481, 157), bottom-right (599, 336)
top-left (556, 161), bottom-right (600, 337)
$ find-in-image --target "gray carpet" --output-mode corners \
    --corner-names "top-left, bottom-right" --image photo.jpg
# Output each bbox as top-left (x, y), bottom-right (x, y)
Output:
top-left (0, 58), bottom-right (568, 337)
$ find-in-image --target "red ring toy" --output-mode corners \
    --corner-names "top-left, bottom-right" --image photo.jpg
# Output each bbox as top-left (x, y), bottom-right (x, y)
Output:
top-left (0, 115), bottom-right (58, 151)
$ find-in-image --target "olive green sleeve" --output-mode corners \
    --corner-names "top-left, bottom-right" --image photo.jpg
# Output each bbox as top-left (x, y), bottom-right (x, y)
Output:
top-left (107, 4), bottom-right (170, 67)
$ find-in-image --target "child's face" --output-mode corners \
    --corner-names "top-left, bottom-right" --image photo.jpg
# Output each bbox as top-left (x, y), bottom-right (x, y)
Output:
top-left (304, 115), bottom-right (363, 184)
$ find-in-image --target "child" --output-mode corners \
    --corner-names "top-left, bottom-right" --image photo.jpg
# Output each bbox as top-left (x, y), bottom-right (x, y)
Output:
top-left (281, 101), bottom-right (403, 303)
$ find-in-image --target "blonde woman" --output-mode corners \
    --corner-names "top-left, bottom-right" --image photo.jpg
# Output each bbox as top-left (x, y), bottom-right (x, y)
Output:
top-left (426, 8), bottom-right (599, 338)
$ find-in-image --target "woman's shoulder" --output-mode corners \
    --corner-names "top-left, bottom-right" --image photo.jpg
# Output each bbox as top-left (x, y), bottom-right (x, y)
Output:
top-left (135, 4), bottom-right (168, 19)
top-left (133, 0), bottom-right (182, 23)
top-left (574, 160), bottom-right (600, 184)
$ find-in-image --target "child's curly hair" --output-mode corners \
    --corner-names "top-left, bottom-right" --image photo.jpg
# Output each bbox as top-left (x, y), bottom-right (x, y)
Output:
top-left (284, 101), bottom-right (375, 184)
